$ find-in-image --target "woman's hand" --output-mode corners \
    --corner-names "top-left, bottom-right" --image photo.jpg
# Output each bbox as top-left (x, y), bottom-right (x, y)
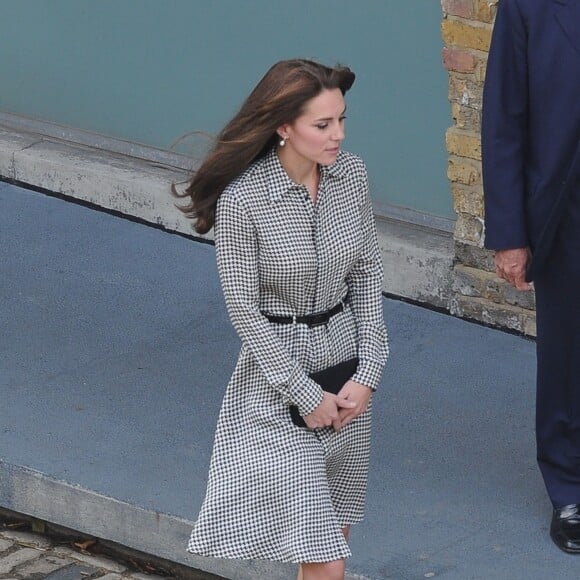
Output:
top-left (337, 380), bottom-right (372, 427)
top-left (304, 392), bottom-right (356, 431)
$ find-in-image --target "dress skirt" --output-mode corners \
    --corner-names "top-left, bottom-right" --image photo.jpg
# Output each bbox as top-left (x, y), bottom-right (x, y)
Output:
top-left (187, 307), bottom-right (372, 563)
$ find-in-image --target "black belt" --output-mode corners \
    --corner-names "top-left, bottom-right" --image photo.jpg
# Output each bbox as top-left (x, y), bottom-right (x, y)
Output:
top-left (263, 302), bottom-right (344, 327)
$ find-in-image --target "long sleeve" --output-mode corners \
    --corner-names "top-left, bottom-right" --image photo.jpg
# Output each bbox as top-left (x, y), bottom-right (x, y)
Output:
top-left (215, 192), bottom-right (324, 416)
top-left (482, 0), bottom-right (529, 250)
top-left (346, 169), bottom-right (389, 389)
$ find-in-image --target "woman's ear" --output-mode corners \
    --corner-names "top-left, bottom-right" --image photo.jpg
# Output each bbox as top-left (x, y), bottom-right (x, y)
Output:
top-left (276, 124), bottom-right (290, 140)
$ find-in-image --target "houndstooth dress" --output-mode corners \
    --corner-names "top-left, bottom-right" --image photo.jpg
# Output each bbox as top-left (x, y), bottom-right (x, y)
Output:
top-left (187, 148), bottom-right (389, 563)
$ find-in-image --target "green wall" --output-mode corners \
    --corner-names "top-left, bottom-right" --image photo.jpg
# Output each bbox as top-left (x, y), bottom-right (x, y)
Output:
top-left (0, 1), bottom-right (452, 218)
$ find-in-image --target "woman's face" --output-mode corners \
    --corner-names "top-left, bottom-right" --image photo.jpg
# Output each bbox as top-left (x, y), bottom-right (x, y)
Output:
top-left (279, 88), bottom-right (346, 167)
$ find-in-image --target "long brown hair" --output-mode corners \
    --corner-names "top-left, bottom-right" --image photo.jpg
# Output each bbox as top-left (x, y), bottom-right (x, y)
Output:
top-left (172, 59), bottom-right (355, 234)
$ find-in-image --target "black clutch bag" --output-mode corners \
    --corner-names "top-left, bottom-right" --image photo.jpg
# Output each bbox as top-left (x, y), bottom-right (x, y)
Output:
top-left (290, 357), bottom-right (359, 428)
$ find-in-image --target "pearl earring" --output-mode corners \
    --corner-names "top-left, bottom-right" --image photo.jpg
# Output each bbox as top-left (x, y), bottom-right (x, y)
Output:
top-left (279, 137), bottom-right (286, 147)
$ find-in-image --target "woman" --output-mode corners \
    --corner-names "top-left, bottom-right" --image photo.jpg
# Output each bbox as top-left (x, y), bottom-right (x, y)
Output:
top-left (176, 59), bottom-right (388, 580)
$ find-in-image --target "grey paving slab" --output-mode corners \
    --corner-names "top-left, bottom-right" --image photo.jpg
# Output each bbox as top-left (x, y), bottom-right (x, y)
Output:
top-left (0, 548), bottom-right (39, 575)
top-left (0, 538), bottom-right (11, 552)
top-left (43, 563), bottom-right (100, 579)
top-left (0, 182), bottom-right (575, 579)
top-left (16, 554), bottom-right (70, 577)
top-left (51, 548), bottom-right (126, 574)
top-left (0, 529), bottom-right (52, 548)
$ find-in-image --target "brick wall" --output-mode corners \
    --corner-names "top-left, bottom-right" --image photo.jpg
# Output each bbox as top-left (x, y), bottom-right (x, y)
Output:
top-left (441, 0), bottom-right (537, 335)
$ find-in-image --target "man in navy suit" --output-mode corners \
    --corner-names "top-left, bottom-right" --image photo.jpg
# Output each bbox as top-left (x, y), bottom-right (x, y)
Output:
top-left (482, 0), bottom-right (580, 553)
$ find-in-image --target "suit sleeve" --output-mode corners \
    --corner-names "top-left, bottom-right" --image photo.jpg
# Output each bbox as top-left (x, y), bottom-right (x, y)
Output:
top-left (215, 192), bottom-right (324, 417)
top-left (346, 165), bottom-right (389, 390)
top-left (482, 0), bottom-right (530, 250)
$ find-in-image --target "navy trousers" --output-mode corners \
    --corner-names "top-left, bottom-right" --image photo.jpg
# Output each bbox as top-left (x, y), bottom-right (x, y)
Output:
top-left (534, 190), bottom-right (580, 507)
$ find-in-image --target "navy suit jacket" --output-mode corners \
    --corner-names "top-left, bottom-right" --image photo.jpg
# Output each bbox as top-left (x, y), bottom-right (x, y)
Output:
top-left (482, 0), bottom-right (580, 280)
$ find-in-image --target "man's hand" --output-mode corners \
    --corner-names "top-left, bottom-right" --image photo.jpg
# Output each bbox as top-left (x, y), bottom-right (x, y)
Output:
top-left (337, 380), bottom-right (373, 428)
top-left (304, 392), bottom-right (356, 431)
top-left (494, 248), bottom-right (532, 291)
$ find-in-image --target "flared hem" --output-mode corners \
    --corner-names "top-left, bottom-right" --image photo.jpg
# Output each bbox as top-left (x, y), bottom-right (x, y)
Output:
top-left (187, 516), bottom-right (363, 563)
top-left (186, 546), bottom-right (352, 564)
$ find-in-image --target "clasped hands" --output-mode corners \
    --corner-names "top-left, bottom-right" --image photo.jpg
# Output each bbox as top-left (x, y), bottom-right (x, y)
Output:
top-left (303, 380), bottom-right (372, 431)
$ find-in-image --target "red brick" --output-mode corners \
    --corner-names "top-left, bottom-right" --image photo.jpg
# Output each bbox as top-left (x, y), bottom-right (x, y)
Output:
top-left (441, 0), bottom-right (473, 19)
top-left (442, 47), bottom-right (476, 72)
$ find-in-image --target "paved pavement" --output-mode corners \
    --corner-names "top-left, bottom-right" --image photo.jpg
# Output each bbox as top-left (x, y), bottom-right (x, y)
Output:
top-left (0, 525), bottom-right (168, 579)
top-left (1, 180), bottom-right (579, 579)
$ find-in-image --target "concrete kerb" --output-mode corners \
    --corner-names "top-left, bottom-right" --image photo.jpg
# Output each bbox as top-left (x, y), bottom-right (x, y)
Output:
top-left (0, 127), bottom-right (211, 242)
